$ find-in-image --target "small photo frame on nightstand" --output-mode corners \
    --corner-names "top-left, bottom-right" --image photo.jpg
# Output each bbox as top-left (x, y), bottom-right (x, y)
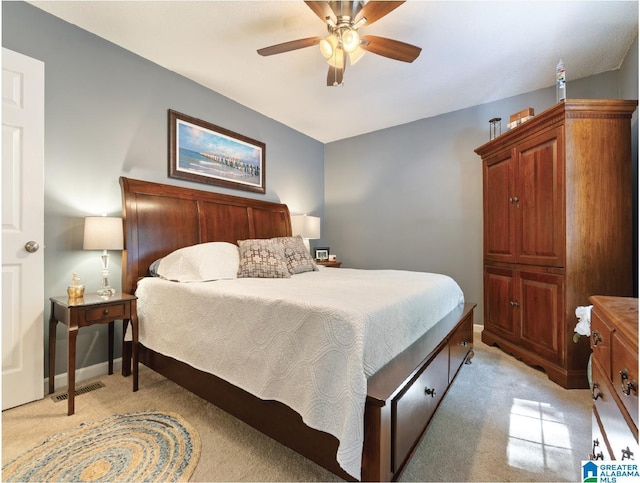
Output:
top-left (314, 247), bottom-right (329, 261)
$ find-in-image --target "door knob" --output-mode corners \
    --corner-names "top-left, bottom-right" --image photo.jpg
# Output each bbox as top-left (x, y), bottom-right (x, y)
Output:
top-left (25, 241), bottom-right (40, 253)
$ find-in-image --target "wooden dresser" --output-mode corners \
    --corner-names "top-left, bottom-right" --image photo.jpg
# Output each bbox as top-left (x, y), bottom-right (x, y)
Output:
top-left (590, 296), bottom-right (638, 460)
top-left (475, 99), bottom-right (637, 389)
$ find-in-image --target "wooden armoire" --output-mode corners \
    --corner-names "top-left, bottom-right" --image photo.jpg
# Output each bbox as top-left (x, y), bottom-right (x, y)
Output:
top-left (475, 99), bottom-right (637, 389)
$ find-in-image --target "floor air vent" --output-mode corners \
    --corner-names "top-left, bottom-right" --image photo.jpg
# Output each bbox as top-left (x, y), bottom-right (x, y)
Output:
top-left (51, 381), bottom-right (106, 402)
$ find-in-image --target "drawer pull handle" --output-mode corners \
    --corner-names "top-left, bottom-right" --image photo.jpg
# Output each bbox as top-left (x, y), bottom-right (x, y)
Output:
top-left (591, 332), bottom-right (602, 346)
top-left (424, 387), bottom-right (436, 398)
top-left (509, 301), bottom-right (519, 307)
top-left (102, 309), bottom-right (110, 316)
top-left (460, 341), bottom-right (468, 347)
top-left (619, 369), bottom-right (637, 396)
top-left (591, 439), bottom-right (604, 460)
top-left (592, 382), bottom-right (602, 401)
top-left (621, 446), bottom-right (634, 460)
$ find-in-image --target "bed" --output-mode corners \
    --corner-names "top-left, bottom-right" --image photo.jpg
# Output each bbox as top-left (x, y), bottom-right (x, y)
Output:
top-left (120, 177), bottom-right (476, 481)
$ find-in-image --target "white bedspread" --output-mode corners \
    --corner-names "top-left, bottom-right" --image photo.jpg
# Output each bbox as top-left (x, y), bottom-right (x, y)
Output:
top-left (135, 267), bottom-right (464, 479)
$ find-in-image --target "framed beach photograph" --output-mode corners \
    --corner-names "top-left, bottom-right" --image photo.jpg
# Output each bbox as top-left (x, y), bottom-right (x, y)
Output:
top-left (169, 110), bottom-right (266, 194)
top-left (314, 248), bottom-right (329, 261)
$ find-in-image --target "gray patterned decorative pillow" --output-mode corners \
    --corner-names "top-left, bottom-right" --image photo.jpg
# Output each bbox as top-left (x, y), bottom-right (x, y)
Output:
top-left (237, 238), bottom-right (291, 278)
top-left (273, 235), bottom-right (319, 274)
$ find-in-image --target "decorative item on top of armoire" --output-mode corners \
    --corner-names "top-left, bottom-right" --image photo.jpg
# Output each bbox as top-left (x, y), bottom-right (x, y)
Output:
top-left (489, 118), bottom-right (501, 140)
top-left (507, 107), bottom-right (535, 130)
top-left (589, 295), bottom-right (638, 460)
top-left (475, 99), bottom-right (637, 389)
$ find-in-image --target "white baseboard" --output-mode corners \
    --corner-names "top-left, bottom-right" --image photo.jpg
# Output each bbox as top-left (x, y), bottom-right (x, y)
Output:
top-left (44, 357), bottom-right (123, 394)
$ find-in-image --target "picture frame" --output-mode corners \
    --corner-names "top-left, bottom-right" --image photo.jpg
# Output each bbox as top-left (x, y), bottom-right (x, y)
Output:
top-left (314, 247), bottom-right (330, 261)
top-left (169, 109), bottom-right (266, 194)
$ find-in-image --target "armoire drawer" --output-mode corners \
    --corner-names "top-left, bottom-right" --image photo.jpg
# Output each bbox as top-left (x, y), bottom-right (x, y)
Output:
top-left (612, 332), bottom-right (639, 429)
top-left (592, 359), bottom-right (638, 460)
top-left (392, 347), bottom-right (449, 471)
top-left (590, 308), bottom-right (613, 377)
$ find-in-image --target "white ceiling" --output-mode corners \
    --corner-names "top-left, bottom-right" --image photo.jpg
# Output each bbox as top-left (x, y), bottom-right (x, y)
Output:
top-left (29, 1), bottom-right (638, 143)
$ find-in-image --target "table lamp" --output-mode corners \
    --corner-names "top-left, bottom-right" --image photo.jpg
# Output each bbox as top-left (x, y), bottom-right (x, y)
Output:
top-left (291, 214), bottom-right (320, 253)
top-left (83, 216), bottom-right (123, 296)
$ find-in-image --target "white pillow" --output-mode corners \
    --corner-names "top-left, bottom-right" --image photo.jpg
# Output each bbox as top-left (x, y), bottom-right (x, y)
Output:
top-left (156, 242), bottom-right (239, 282)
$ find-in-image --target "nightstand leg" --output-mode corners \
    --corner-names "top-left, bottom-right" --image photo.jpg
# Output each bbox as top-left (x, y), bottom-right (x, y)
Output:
top-left (48, 303), bottom-right (57, 395)
top-left (122, 320), bottom-right (131, 377)
top-left (67, 325), bottom-right (78, 416)
top-left (108, 321), bottom-right (114, 375)
top-left (131, 302), bottom-right (139, 392)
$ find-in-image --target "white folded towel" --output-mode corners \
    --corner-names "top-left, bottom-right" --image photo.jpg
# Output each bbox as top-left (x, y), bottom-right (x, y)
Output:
top-left (573, 305), bottom-right (593, 341)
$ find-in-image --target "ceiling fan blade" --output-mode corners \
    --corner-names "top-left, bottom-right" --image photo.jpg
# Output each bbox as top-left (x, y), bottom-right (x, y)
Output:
top-left (257, 36), bottom-right (323, 56)
top-left (360, 35), bottom-right (421, 62)
top-left (355, 1), bottom-right (404, 26)
top-left (304, 1), bottom-right (334, 22)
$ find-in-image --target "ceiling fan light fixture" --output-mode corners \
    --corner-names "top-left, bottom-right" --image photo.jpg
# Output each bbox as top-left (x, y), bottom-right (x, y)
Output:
top-left (348, 45), bottom-right (365, 65)
top-left (341, 28), bottom-right (360, 53)
top-left (257, 1), bottom-right (421, 86)
top-left (353, 16), bottom-right (367, 30)
top-left (326, 46), bottom-right (345, 68)
top-left (319, 34), bottom-right (338, 59)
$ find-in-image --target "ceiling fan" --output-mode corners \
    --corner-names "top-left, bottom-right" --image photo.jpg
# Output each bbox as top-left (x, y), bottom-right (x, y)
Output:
top-left (257, 1), bottom-right (422, 86)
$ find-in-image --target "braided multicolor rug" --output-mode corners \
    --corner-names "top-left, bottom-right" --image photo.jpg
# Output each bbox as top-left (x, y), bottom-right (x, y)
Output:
top-left (2, 410), bottom-right (200, 482)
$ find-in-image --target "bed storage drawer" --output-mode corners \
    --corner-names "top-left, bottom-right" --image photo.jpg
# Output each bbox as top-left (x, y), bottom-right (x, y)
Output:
top-left (449, 313), bottom-right (473, 382)
top-left (392, 347), bottom-right (449, 471)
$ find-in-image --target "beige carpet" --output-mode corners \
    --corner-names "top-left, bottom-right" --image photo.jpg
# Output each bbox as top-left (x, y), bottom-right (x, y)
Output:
top-left (2, 329), bottom-right (591, 482)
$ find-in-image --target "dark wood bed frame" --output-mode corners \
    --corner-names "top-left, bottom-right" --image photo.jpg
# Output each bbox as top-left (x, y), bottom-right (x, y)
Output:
top-left (120, 177), bottom-right (475, 481)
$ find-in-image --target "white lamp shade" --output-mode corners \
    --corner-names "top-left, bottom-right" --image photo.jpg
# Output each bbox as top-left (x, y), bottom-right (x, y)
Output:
top-left (83, 216), bottom-right (123, 250)
top-left (326, 46), bottom-right (345, 68)
top-left (342, 29), bottom-right (360, 53)
top-left (319, 34), bottom-right (338, 59)
top-left (291, 215), bottom-right (320, 240)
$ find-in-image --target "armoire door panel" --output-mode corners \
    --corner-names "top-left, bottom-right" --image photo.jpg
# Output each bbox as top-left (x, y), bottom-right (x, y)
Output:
top-left (518, 271), bottom-right (565, 364)
top-left (484, 267), bottom-right (517, 341)
top-left (515, 128), bottom-right (565, 267)
top-left (483, 152), bottom-right (515, 263)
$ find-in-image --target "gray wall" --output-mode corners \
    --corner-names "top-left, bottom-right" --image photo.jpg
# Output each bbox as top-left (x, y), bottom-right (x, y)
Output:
top-left (324, 43), bottom-right (638, 324)
top-left (3, 1), bottom-right (325, 376)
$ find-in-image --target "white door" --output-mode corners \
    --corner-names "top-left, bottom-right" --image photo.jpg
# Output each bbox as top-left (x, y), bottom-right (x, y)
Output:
top-left (2, 48), bottom-right (45, 410)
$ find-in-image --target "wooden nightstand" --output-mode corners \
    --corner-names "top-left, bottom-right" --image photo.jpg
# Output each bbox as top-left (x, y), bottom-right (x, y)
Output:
top-left (48, 292), bottom-right (139, 415)
top-left (316, 260), bottom-right (342, 268)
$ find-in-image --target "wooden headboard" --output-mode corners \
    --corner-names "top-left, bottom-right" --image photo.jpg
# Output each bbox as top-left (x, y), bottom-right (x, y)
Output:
top-left (120, 177), bottom-right (292, 294)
